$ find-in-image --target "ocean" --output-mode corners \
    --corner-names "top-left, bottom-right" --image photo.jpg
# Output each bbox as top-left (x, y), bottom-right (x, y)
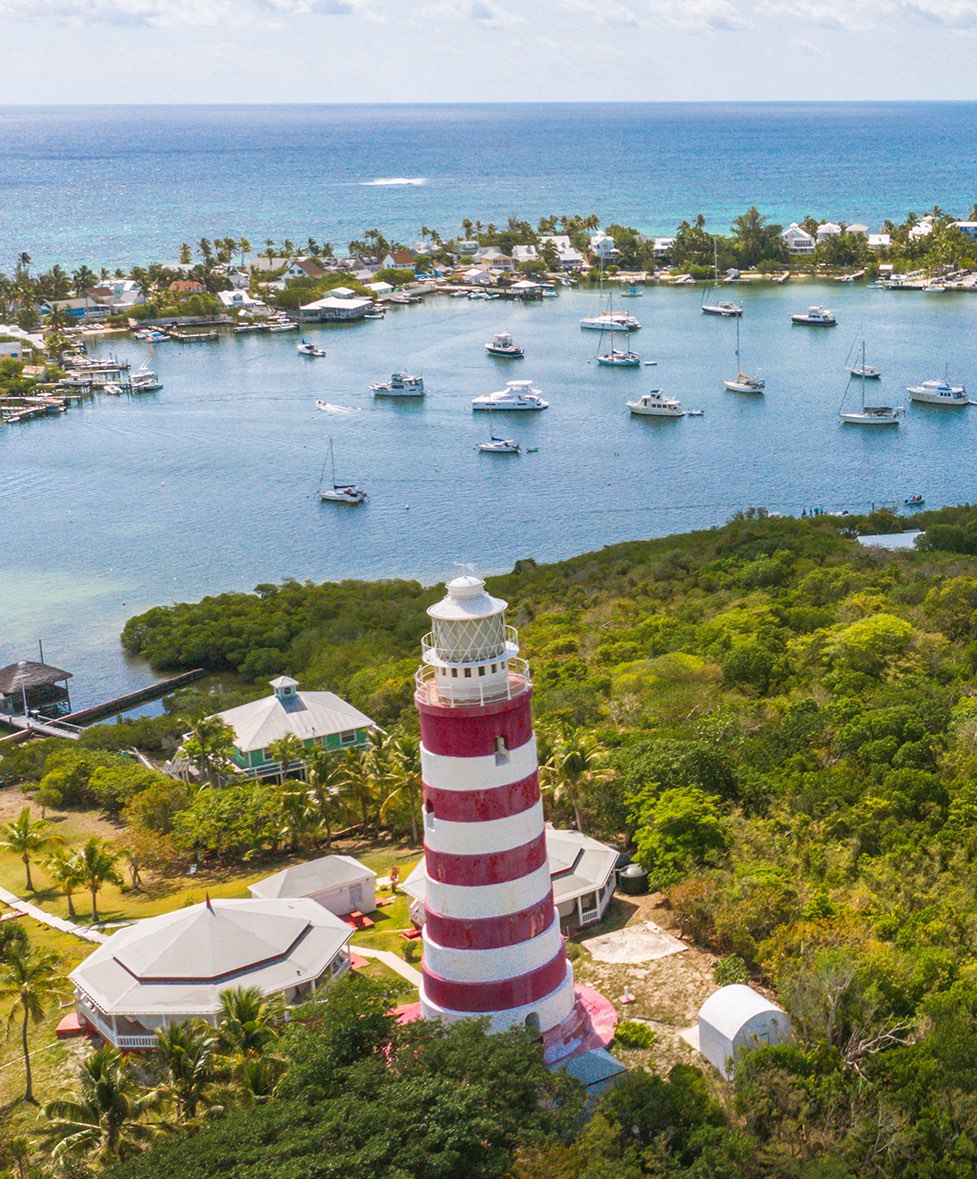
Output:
top-left (3, 102), bottom-right (977, 269)
top-left (3, 102), bottom-right (977, 708)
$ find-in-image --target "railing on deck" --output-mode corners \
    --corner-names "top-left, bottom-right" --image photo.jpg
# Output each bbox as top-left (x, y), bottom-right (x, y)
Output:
top-left (415, 657), bottom-right (531, 708)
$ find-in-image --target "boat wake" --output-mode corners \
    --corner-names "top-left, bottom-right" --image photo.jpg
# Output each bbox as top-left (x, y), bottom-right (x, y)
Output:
top-left (315, 401), bottom-right (360, 414)
top-left (361, 177), bottom-right (426, 187)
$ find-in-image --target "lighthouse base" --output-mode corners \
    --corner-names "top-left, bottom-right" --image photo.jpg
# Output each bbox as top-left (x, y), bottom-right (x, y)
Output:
top-left (419, 963), bottom-right (576, 1036)
top-left (398, 982), bottom-right (617, 1067)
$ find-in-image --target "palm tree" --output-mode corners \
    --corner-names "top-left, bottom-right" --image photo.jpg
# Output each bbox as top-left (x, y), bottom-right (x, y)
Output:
top-left (178, 242), bottom-right (192, 265)
top-left (379, 732), bottom-right (422, 843)
top-left (73, 836), bottom-right (123, 923)
top-left (0, 943), bottom-right (67, 1102)
top-left (217, 986), bottom-right (281, 1059)
top-left (539, 725), bottom-right (610, 834)
top-left (336, 746), bottom-right (379, 834)
top-left (237, 237), bottom-right (251, 267)
top-left (45, 847), bottom-right (81, 919)
top-left (181, 715), bottom-right (236, 786)
top-left (0, 807), bottom-right (62, 892)
top-left (267, 733), bottom-right (306, 783)
top-left (155, 1020), bottom-right (220, 1122)
top-left (307, 747), bottom-right (340, 847)
top-left (45, 1045), bottom-right (164, 1164)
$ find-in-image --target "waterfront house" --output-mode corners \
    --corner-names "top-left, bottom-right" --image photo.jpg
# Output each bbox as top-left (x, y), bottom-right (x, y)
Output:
top-left (0, 660), bottom-right (72, 716)
top-left (46, 297), bottom-right (113, 321)
top-left (168, 280), bottom-right (205, 295)
top-left (249, 854), bottom-right (377, 916)
top-left (381, 251), bottom-right (417, 271)
top-left (299, 295), bottom-right (372, 323)
top-left (511, 244), bottom-right (539, 264)
top-left (70, 897), bottom-right (353, 1050)
top-left (539, 235), bottom-right (586, 271)
top-left (847, 223), bottom-right (869, 237)
top-left (456, 239), bottom-right (480, 257)
top-left (590, 233), bottom-right (620, 262)
top-left (953, 221), bottom-right (977, 240)
top-left (868, 233), bottom-right (892, 251)
top-left (653, 237), bottom-right (677, 260)
top-left (781, 224), bottom-right (817, 254)
top-left (815, 222), bottom-right (842, 242)
top-left (284, 257), bottom-right (328, 282)
top-left (464, 267), bottom-right (494, 285)
top-left (208, 675), bottom-right (375, 778)
top-left (217, 290), bottom-right (265, 311)
top-left (403, 825), bottom-right (619, 932)
top-left (366, 280), bottom-right (395, 297)
top-left (909, 217), bottom-right (934, 240)
top-left (476, 247), bottom-right (513, 273)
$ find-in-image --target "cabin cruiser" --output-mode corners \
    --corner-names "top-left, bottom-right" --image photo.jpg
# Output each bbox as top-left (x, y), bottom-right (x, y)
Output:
top-left (626, 390), bottom-right (685, 417)
top-left (701, 300), bottom-right (742, 317)
top-left (579, 311), bottom-right (641, 332)
top-left (370, 373), bottom-right (424, 397)
top-left (471, 380), bottom-right (548, 410)
top-left (130, 369), bottom-right (162, 392)
top-left (297, 339), bottom-right (327, 357)
top-left (485, 332), bottom-right (524, 358)
top-left (906, 379), bottom-right (968, 406)
top-left (790, 306), bottom-right (836, 326)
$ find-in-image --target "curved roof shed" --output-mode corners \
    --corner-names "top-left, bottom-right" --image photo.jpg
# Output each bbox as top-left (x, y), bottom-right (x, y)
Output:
top-left (698, 984), bottom-right (791, 1079)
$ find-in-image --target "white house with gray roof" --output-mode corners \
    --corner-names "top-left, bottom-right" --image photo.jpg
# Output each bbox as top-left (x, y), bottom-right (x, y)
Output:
top-left (70, 898), bottom-right (353, 1050)
top-left (249, 853), bottom-right (376, 916)
top-left (209, 675), bottom-right (375, 779)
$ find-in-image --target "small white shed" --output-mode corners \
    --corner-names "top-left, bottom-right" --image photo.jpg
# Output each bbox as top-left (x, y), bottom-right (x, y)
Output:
top-left (697, 985), bottom-right (790, 1079)
top-left (249, 854), bottom-right (376, 916)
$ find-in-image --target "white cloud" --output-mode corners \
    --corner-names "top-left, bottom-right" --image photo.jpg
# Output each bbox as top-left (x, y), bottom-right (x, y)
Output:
top-left (0, 0), bottom-right (371, 26)
top-left (560, 0), bottom-right (641, 24)
top-left (423, 0), bottom-right (522, 26)
top-left (645, 0), bottom-right (746, 30)
top-left (759, 0), bottom-right (880, 28)
top-left (901, 0), bottom-right (977, 25)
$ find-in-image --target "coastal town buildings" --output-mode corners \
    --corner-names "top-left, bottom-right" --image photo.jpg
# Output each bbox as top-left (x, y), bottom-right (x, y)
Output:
top-left (205, 675), bottom-right (374, 779)
top-left (249, 854), bottom-right (377, 917)
top-left (299, 295), bottom-right (372, 322)
top-left (69, 898), bottom-right (353, 1050)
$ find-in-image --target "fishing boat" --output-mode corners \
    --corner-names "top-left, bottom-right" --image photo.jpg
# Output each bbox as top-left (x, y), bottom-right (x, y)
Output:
top-left (297, 339), bottom-right (327, 357)
top-left (370, 373), bottom-right (424, 398)
top-left (476, 436), bottom-right (520, 454)
top-left (722, 315), bottom-right (764, 393)
top-left (905, 494), bottom-right (925, 507)
top-left (620, 286), bottom-right (643, 298)
top-left (626, 390), bottom-right (685, 418)
top-left (790, 306), bottom-right (837, 326)
top-left (906, 372), bottom-right (969, 406)
top-left (471, 380), bottom-right (548, 411)
top-left (318, 439), bottom-right (367, 504)
top-left (702, 241), bottom-right (743, 316)
top-left (839, 344), bottom-right (900, 425)
top-left (485, 332), bottom-right (524, 358)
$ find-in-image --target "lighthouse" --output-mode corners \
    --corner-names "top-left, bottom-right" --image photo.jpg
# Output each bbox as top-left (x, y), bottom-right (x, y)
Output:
top-left (414, 574), bottom-right (577, 1042)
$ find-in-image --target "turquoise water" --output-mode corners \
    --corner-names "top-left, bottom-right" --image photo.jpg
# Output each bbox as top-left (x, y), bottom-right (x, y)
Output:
top-left (3, 282), bottom-right (977, 705)
top-left (4, 103), bottom-right (977, 268)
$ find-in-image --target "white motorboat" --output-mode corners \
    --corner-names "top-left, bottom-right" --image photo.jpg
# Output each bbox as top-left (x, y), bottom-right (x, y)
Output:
top-left (476, 436), bottom-right (520, 454)
top-left (102, 383), bottom-right (123, 396)
top-left (626, 390), bottom-right (685, 417)
top-left (364, 309), bottom-right (386, 319)
top-left (297, 339), bottom-right (327, 357)
top-left (130, 369), bottom-right (162, 392)
top-left (318, 439), bottom-right (367, 503)
top-left (839, 344), bottom-right (900, 425)
top-left (906, 377), bottom-right (969, 406)
top-left (268, 320), bottom-right (298, 333)
top-left (580, 311), bottom-right (641, 332)
top-left (471, 380), bottom-right (548, 411)
top-left (722, 315), bottom-right (764, 392)
top-left (485, 332), bottom-right (524, 358)
top-left (370, 372), bottom-right (424, 397)
top-left (791, 306), bottom-right (836, 326)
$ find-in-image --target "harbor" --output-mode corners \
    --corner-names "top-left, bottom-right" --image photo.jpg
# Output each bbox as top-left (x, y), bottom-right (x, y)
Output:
top-left (3, 278), bottom-right (977, 704)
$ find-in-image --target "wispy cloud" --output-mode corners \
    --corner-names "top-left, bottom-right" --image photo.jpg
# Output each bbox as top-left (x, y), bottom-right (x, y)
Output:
top-left (901, 0), bottom-right (977, 26)
top-left (560, 0), bottom-right (641, 24)
top-left (645, 0), bottom-right (746, 31)
top-left (422, 0), bottom-right (522, 26)
top-left (0, 0), bottom-right (371, 26)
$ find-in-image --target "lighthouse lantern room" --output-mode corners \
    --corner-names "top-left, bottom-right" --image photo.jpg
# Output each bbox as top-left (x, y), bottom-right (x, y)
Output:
top-left (414, 574), bottom-right (578, 1048)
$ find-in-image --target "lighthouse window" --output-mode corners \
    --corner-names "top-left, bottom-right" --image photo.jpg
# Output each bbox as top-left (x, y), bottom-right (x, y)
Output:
top-left (451, 668), bottom-right (458, 678)
top-left (463, 668), bottom-right (472, 679)
top-left (494, 735), bottom-right (509, 764)
top-left (477, 666), bottom-right (485, 676)
top-left (424, 799), bottom-right (435, 831)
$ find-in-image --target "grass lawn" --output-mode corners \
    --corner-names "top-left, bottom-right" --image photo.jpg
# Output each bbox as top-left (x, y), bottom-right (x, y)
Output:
top-left (352, 894), bottom-right (422, 964)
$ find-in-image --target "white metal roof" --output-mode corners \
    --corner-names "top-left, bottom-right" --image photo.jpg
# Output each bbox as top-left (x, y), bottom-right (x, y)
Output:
top-left (210, 687), bottom-right (373, 754)
top-left (698, 984), bottom-right (783, 1039)
top-left (71, 898), bottom-right (352, 1017)
top-left (300, 296), bottom-right (372, 311)
top-left (249, 854), bottom-right (375, 900)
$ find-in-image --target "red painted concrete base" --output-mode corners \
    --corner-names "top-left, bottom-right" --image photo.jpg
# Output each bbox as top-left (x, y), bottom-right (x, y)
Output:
top-left (393, 983), bottom-right (617, 1066)
top-left (56, 1012), bottom-right (97, 1040)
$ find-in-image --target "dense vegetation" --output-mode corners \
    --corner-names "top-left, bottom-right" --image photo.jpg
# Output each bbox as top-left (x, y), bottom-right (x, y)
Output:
top-left (15, 506), bottom-right (977, 1173)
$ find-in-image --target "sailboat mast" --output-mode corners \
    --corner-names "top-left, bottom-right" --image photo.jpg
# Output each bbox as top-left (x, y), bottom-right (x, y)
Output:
top-left (329, 437), bottom-right (337, 487)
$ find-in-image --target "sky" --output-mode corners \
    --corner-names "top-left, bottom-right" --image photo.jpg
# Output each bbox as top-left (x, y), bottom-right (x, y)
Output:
top-left (2, 0), bottom-right (977, 103)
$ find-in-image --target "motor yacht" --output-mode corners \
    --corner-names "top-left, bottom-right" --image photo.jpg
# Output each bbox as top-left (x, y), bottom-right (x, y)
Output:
top-left (485, 332), bottom-right (524, 358)
top-left (790, 306), bottom-right (836, 326)
top-left (471, 380), bottom-right (548, 410)
top-left (626, 390), bottom-right (685, 417)
top-left (370, 373), bottom-right (425, 397)
top-left (906, 378), bottom-right (969, 406)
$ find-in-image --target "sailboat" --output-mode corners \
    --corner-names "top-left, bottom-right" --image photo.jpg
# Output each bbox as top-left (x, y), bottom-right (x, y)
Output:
top-left (596, 322), bottom-right (640, 366)
top-left (580, 253), bottom-right (640, 332)
top-left (839, 344), bottom-right (900, 425)
top-left (317, 439), bottom-right (367, 503)
top-left (702, 240), bottom-right (742, 317)
top-left (722, 315), bottom-right (764, 393)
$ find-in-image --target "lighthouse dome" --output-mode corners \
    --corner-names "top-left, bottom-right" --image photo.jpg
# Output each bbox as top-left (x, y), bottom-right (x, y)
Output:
top-left (428, 575), bottom-right (507, 622)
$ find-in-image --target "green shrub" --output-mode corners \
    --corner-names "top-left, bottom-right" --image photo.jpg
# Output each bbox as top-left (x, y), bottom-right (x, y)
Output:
top-left (714, 955), bottom-right (749, 985)
top-left (614, 1019), bottom-right (656, 1049)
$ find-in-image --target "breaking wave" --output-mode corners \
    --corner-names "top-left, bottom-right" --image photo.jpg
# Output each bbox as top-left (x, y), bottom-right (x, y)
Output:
top-left (361, 177), bottom-right (426, 187)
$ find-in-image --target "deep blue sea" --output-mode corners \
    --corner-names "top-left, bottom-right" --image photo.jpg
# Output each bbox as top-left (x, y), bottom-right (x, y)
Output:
top-left (3, 102), bottom-right (977, 269)
top-left (3, 103), bottom-right (977, 707)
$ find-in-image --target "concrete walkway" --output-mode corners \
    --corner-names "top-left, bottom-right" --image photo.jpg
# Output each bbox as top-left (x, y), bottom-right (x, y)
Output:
top-left (0, 885), bottom-right (108, 944)
top-left (354, 944), bottom-right (423, 988)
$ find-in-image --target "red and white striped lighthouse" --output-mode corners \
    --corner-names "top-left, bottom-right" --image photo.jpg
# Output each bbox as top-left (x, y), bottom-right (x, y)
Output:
top-left (414, 574), bottom-right (576, 1040)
